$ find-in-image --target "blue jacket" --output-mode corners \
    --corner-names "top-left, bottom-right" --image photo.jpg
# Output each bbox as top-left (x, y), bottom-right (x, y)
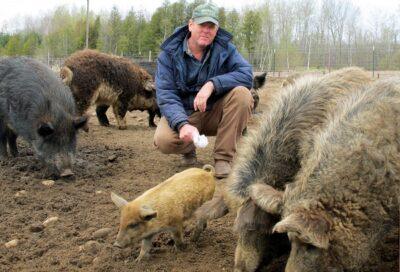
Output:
top-left (156, 25), bottom-right (253, 131)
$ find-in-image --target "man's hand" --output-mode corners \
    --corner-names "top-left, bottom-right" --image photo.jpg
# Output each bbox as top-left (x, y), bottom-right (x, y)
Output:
top-left (179, 124), bottom-right (199, 144)
top-left (194, 81), bottom-right (214, 112)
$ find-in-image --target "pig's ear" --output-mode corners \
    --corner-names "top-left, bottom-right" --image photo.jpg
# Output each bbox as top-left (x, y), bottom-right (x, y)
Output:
top-left (253, 72), bottom-right (267, 89)
top-left (111, 192), bottom-right (128, 208)
top-left (139, 205), bottom-right (157, 221)
top-left (73, 116), bottom-right (89, 132)
top-left (38, 123), bottom-right (55, 137)
top-left (249, 183), bottom-right (283, 214)
top-left (143, 81), bottom-right (155, 91)
top-left (273, 211), bottom-right (330, 249)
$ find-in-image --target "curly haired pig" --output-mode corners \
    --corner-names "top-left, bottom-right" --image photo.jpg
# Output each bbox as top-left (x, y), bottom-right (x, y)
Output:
top-left (111, 165), bottom-right (215, 262)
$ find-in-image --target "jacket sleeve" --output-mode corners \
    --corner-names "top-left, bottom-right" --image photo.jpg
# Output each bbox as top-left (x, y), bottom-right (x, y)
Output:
top-left (156, 51), bottom-right (189, 131)
top-left (209, 44), bottom-right (253, 96)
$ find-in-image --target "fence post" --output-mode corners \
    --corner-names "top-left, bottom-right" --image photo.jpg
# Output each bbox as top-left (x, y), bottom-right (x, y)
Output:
top-left (328, 46), bottom-right (331, 73)
top-left (148, 50), bottom-right (152, 62)
top-left (372, 45), bottom-right (375, 78)
top-left (273, 49), bottom-right (276, 76)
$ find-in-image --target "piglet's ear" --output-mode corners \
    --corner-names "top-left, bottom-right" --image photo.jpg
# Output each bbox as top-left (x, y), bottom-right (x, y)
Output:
top-left (73, 116), bottom-right (89, 132)
top-left (38, 123), bottom-right (55, 137)
top-left (273, 211), bottom-right (330, 249)
top-left (111, 192), bottom-right (128, 209)
top-left (139, 205), bottom-right (157, 221)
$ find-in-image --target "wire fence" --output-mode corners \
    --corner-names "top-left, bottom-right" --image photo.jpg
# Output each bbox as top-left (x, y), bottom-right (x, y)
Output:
top-left (244, 45), bottom-right (400, 74)
top-left (38, 45), bottom-right (400, 78)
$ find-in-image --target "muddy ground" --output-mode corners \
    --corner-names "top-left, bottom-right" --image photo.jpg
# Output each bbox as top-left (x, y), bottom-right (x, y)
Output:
top-left (1, 71), bottom-right (398, 272)
top-left (0, 77), bottom-right (285, 272)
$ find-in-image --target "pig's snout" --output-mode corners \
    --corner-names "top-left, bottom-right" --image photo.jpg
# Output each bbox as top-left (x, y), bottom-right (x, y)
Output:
top-left (60, 168), bottom-right (74, 178)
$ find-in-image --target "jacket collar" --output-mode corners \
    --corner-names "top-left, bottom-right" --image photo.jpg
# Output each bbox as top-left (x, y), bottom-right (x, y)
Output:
top-left (160, 25), bottom-right (233, 53)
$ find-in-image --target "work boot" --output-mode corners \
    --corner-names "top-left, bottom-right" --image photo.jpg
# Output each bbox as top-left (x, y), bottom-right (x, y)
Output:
top-left (181, 150), bottom-right (197, 166)
top-left (214, 160), bottom-right (231, 179)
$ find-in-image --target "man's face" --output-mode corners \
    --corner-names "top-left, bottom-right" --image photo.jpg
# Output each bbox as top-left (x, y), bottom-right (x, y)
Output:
top-left (188, 20), bottom-right (218, 49)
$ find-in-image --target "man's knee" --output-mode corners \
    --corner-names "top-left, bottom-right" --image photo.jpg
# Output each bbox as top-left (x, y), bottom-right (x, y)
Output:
top-left (230, 86), bottom-right (253, 109)
top-left (154, 134), bottom-right (170, 154)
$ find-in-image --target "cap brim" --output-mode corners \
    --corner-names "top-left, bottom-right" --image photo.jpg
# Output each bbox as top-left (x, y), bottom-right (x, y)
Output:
top-left (193, 17), bottom-right (219, 26)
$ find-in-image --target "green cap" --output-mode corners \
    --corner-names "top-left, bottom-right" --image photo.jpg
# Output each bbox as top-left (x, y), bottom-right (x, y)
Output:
top-left (192, 3), bottom-right (219, 26)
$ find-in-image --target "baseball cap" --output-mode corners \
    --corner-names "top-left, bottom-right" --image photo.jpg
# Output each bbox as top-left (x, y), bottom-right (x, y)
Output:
top-left (191, 3), bottom-right (219, 26)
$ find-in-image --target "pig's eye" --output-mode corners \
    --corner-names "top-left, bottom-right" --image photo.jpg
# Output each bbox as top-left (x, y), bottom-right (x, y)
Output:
top-left (127, 223), bottom-right (139, 229)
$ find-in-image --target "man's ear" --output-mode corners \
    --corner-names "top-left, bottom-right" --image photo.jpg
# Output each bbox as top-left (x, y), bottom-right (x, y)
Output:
top-left (188, 19), bottom-right (194, 31)
top-left (111, 192), bottom-right (128, 209)
top-left (273, 211), bottom-right (330, 249)
top-left (139, 205), bottom-right (157, 221)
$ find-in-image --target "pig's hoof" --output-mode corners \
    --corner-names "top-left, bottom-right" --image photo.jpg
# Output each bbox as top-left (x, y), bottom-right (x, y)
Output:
top-left (118, 125), bottom-right (127, 130)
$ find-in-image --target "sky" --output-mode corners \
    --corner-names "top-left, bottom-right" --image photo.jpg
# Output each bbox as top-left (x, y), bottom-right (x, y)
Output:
top-left (0, 0), bottom-right (399, 32)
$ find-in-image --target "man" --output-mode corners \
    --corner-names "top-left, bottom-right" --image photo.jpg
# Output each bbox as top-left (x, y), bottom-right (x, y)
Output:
top-left (154, 3), bottom-right (253, 178)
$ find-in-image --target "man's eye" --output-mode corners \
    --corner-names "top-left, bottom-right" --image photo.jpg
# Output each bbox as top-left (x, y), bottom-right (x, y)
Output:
top-left (127, 223), bottom-right (139, 229)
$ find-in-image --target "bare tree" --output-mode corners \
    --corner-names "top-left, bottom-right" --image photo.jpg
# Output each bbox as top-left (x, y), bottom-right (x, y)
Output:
top-left (85, 0), bottom-right (89, 49)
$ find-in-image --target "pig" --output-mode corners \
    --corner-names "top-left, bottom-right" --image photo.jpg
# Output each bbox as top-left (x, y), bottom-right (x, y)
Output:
top-left (111, 164), bottom-right (216, 262)
top-left (0, 57), bottom-right (88, 177)
top-left (60, 49), bottom-right (161, 129)
top-left (137, 61), bottom-right (157, 79)
top-left (228, 67), bottom-right (373, 272)
top-left (250, 77), bottom-right (400, 272)
top-left (281, 72), bottom-right (302, 87)
top-left (251, 72), bottom-right (267, 113)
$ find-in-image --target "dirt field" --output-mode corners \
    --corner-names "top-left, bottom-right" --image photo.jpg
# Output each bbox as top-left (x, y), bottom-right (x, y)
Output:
top-left (0, 77), bottom-right (286, 272)
top-left (2, 71), bottom-right (399, 271)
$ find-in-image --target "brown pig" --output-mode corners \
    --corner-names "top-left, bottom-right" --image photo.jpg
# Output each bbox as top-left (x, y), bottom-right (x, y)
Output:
top-left (111, 165), bottom-right (216, 262)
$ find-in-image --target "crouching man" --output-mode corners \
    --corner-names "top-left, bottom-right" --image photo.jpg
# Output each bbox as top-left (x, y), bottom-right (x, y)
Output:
top-left (154, 3), bottom-right (253, 178)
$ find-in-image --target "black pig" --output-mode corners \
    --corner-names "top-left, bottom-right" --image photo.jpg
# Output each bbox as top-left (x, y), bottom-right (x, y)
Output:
top-left (0, 57), bottom-right (87, 178)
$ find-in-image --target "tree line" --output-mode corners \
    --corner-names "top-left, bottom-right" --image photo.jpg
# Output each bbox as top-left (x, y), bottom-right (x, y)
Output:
top-left (0, 0), bottom-right (399, 71)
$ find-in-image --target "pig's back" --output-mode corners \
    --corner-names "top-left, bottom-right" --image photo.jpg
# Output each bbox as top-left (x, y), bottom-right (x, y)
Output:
top-left (140, 168), bottom-right (216, 219)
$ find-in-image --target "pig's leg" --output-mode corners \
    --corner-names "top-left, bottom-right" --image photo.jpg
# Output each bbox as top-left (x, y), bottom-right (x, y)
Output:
top-left (171, 224), bottom-right (186, 250)
top-left (95, 104), bottom-right (110, 126)
top-left (112, 102), bottom-right (127, 130)
top-left (147, 109), bottom-right (157, 127)
top-left (192, 195), bottom-right (229, 242)
top-left (135, 237), bottom-right (152, 263)
top-left (0, 120), bottom-right (8, 159)
top-left (234, 229), bottom-right (267, 272)
top-left (6, 128), bottom-right (18, 157)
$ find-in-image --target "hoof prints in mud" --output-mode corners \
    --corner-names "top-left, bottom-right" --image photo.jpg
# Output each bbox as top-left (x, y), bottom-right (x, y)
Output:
top-left (0, 144), bottom-right (132, 181)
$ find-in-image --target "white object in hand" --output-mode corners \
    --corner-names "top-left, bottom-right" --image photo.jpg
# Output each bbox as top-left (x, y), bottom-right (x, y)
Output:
top-left (193, 133), bottom-right (208, 148)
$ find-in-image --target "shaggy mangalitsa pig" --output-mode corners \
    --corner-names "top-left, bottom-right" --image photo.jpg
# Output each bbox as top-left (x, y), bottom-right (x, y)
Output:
top-left (229, 67), bottom-right (373, 272)
top-left (251, 77), bottom-right (400, 272)
top-left (281, 72), bottom-right (303, 87)
top-left (60, 49), bottom-right (161, 129)
top-left (111, 165), bottom-right (215, 262)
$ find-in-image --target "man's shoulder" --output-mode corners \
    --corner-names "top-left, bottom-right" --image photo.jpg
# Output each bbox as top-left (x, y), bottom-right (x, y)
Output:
top-left (160, 25), bottom-right (188, 52)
